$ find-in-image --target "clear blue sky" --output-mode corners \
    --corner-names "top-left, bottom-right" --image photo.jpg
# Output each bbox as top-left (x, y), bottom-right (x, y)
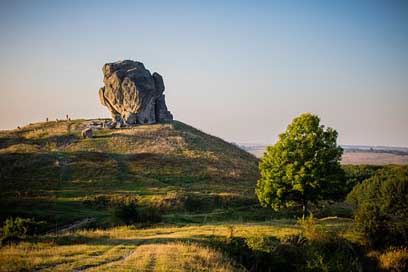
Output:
top-left (1, 0), bottom-right (407, 146)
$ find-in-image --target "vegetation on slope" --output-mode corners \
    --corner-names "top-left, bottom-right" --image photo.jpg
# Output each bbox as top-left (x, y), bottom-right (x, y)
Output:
top-left (0, 119), bottom-right (259, 229)
top-left (1, 118), bottom-right (408, 271)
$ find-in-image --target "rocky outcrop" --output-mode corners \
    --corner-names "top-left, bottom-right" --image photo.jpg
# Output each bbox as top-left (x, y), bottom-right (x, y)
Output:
top-left (98, 60), bottom-right (173, 126)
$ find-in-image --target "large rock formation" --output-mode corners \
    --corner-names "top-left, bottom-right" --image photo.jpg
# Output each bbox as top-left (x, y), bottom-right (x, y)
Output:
top-left (99, 60), bottom-right (173, 126)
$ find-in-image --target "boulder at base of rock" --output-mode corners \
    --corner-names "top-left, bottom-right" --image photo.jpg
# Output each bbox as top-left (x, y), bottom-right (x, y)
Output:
top-left (82, 128), bottom-right (93, 139)
top-left (98, 60), bottom-right (173, 126)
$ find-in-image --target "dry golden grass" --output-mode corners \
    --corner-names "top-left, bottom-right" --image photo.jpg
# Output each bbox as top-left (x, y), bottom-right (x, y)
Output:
top-left (379, 247), bottom-right (408, 272)
top-left (89, 242), bottom-right (241, 272)
top-left (0, 221), bottom-right (301, 271)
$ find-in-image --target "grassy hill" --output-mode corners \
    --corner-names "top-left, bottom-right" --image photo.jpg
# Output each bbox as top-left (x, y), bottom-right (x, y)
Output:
top-left (0, 119), bottom-right (260, 228)
top-left (2, 119), bottom-right (402, 271)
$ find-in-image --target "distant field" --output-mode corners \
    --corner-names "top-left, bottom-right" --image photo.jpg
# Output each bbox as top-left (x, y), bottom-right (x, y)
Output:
top-left (241, 145), bottom-right (408, 165)
top-left (341, 151), bottom-right (408, 165)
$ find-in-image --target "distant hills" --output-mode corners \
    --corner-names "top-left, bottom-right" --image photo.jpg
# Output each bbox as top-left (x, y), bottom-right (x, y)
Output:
top-left (237, 143), bottom-right (408, 165)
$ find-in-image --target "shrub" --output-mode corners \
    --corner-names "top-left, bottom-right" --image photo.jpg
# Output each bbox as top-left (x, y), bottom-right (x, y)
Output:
top-left (83, 194), bottom-right (112, 208)
top-left (355, 203), bottom-right (408, 249)
top-left (295, 215), bottom-right (363, 271)
top-left (83, 194), bottom-right (162, 225)
top-left (1, 217), bottom-right (43, 245)
top-left (379, 247), bottom-right (408, 272)
top-left (280, 233), bottom-right (308, 247)
top-left (314, 201), bottom-right (354, 218)
top-left (207, 216), bottom-right (362, 271)
top-left (83, 194), bottom-right (139, 209)
top-left (355, 202), bottom-right (389, 248)
top-left (137, 206), bottom-right (162, 224)
top-left (245, 236), bottom-right (279, 253)
top-left (297, 214), bottom-right (331, 241)
top-left (112, 199), bottom-right (140, 225)
top-left (111, 198), bottom-right (162, 225)
top-left (380, 175), bottom-right (408, 217)
top-left (342, 165), bottom-right (382, 197)
top-left (348, 171), bottom-right (408, 249)
top-left (303, 236), bottom-right (362, 272)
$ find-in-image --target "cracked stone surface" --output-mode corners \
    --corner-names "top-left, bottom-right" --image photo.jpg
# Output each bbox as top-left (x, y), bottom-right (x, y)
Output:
top-left (99, 60), bottom-right (173, 126)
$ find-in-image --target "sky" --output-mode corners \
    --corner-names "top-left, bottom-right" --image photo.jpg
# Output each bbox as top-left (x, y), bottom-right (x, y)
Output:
top-left (0, 0), bottom-right (407, 147)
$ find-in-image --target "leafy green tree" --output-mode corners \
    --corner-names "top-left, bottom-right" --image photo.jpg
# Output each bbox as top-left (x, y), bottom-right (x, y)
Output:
top-left (256, 113), bottom-right (344, 218)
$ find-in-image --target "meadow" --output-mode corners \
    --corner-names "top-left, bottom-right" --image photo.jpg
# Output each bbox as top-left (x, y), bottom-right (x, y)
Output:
top-left (0, 120), bottom-right (407, 271)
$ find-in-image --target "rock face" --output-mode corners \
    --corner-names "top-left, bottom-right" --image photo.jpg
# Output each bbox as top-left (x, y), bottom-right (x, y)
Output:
top-left (99, 60), bottom-right (173, 126)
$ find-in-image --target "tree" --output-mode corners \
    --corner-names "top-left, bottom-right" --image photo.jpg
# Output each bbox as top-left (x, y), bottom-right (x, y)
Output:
top-left (256, 113), bottom-right (344, 218)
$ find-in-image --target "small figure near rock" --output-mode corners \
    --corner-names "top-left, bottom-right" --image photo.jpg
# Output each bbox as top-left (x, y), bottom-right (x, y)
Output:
top-left (66, 114), bottom-right (69, 120)
top-left (82, 128), bottom-right (93, 139)
top-left (56, 118), bottom-right (59, 122)
top-left (46, 117), bottom-right (49, 122)
top-left (17, 126), bottom-right (21, 130)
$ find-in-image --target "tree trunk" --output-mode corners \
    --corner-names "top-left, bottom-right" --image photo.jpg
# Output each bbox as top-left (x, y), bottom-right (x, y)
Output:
top-left (302, 201), bottom-right (308, 219)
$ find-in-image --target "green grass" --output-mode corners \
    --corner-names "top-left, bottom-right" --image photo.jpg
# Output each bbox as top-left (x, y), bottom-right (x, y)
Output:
top-left (0, 119), bottom-right (385, 271)
top-left (0, 218), bottom-right (354, 271)
top-left (0, 119), bottom-right (259, 228)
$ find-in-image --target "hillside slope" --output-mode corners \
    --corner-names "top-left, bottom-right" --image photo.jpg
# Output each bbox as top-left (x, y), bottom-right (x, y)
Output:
top-left (0, 119), bottom-right (259, 227)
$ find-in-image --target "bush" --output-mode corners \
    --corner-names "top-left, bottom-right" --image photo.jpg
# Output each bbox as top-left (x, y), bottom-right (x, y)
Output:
top-left (303, 236), bottom-right (362, 272)
top-left (347, 170), bottom-right (408, 249)
top-left (355, 203), bottom-right (408, 248)
top-left (211, 233), bottom-right (361, 272)
top-left (205, 216), bottom-right (363, 271)
top-left (379, 247), bottom-right (408, 272)
top-left (1, 217), bottom-right (43, 245)
top-left (380, 175), bottom-right (408, 217)
top-left (280, 233), bottom-right (308, 247)
top-left (137, 206), bottom-right (162, 224)
top-left (297, 214), bottom-right (331, 241)
top-left (112, 199), bottom-right (140, 225)
top-left (295, 215), bottom-right (363, 271)
top-left (342, 165), bottom-right (382, 197)
top-left (314, 201), bottom-right (354, 218)
top-left (83, 194), bottom-right (162, 225)
top-left (111, 198), bottom-right (162, 225)
top-left (355, 202), bottom-right (389, 248)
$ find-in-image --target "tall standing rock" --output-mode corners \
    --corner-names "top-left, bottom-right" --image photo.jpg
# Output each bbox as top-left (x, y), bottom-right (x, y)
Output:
top-left (99, 60), bottom-right (173, 125)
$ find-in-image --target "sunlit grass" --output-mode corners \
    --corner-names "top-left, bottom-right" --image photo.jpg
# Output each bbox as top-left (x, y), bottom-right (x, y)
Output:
top-left (0, 219), bottom-right (353, 271)
top-left (0, 222), bottom-right (291, 271)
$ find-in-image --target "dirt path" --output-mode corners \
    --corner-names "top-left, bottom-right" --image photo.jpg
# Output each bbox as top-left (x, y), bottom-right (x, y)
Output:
top-left (47, 217), bottom-right (96, 234)
top-left (74, 248), bottom-right (137, 272)
top-left (144, 251), bottom-right (158, 272)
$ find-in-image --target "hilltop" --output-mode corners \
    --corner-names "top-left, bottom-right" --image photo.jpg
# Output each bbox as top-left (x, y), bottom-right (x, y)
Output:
top-left (0, 119), bottom-right (259, 228)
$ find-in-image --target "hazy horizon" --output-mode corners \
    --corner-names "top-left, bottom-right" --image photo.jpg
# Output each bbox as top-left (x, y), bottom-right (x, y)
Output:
top-left (1, 0), bottom-right (407, 147)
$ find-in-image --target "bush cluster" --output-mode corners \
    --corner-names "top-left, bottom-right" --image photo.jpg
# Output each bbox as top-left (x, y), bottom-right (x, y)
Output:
top-left (208, 218), bottom-right (363, 272)
top-left (82, 194), bottom-right (162, 225)
top-left (1, 217), bottom-right (44, 245)
top-left (346, 169), bottom-right (408, 249)
top-left (111, 199), bottom-right (162, 225)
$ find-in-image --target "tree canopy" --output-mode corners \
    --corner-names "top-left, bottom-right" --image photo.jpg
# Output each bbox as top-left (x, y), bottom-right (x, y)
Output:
top-left (256, 113), bottom-right (344, 218)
